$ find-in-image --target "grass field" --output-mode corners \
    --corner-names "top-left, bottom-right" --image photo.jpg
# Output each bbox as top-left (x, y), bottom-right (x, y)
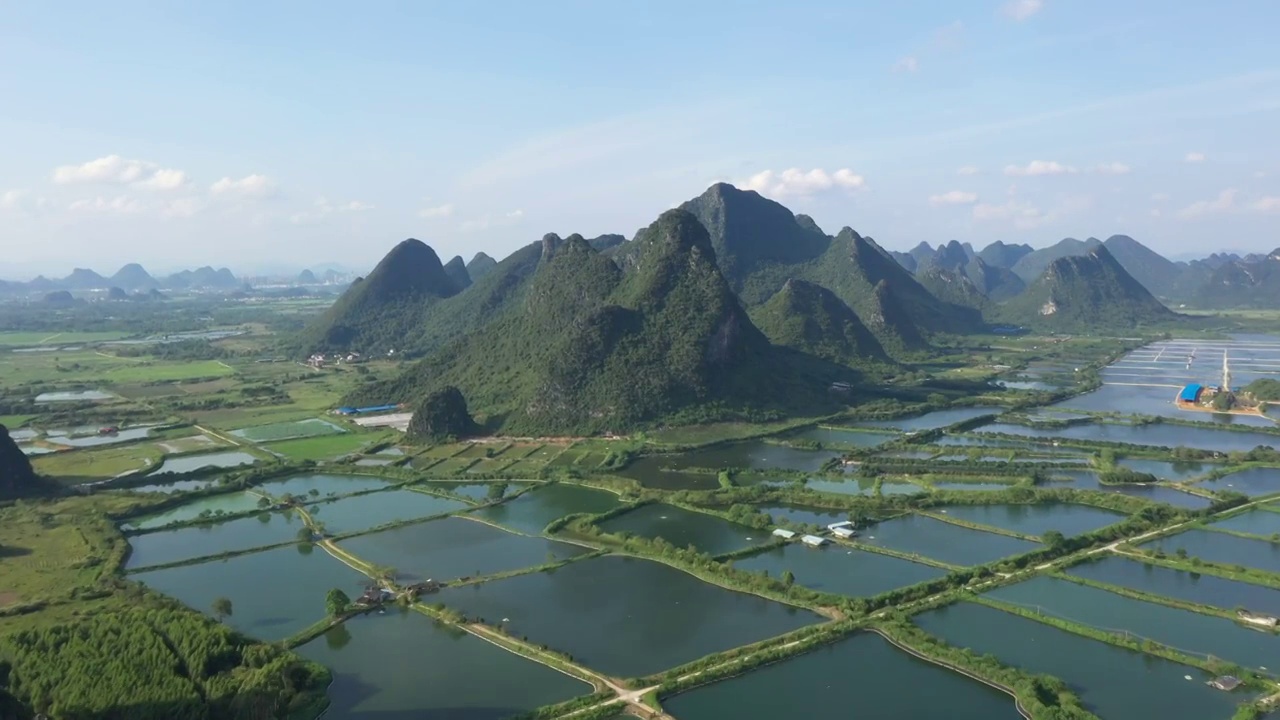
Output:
top-left (32, 444), bottom-right (166, 484)
top-left (0, 495), bottom-right (137, 608)
top-left (0, 330), bottom-right (131, 347)
top-left (0, 414), bottom-right (35, 428)
top-left (264, 433), bottom-right (376, 461)
top-left (229, 418), bottom-right (345, 442)
top-left (154, 434), bottom-right (223, 454)
top-left (102, 360), bottom-right (234, 383)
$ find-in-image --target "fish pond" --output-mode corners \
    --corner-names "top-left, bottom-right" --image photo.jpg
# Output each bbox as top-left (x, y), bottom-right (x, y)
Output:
top-left (335, 516), bottom-right (589, 584)
top-left (152, 451), bottom-right (258, 475)
top-left (662, 631), bottom-right (1023, 720)
top-left (804, 476), bottom-right (924, 497)
top-left (1049, 470), bottom-right (1213, 509)
top-left (307, 490), bottom-right (468, 535)
top-left (35, 390), bottom-right (114, 402)
top-left (120, 478), bottom-right (220, 495)
top-left (1209, 506), bottom-right (1280, 537)
top-left (929, 481), bottom-right (1021, 492)
top-left (1197, 468), bottom-right (1280, 497)
top-left (979, 421), bottom-right (1280, 453)
top-left (756, 504), bottom-right (852, 528)
top-left (434, 555), bottom-right (821, 677)
top-left (472, 483), bottom-right (620, 535)
top-left (987, 575), bottom-right (1280, 672)
top-left (296, 609), bottom-right (591, 719)
top-left (732, 543), bottom-right (945, 598)
top-left (781, 426), bottom-right (898, 448)
top-left (914, 601), bottom-right (1239, 719)
top-left (597, 503), bottom-right (769, 556)
top-left (132, 544), bottom-right (368, 641)
top-left (257, 472), bottom-right (394, 499)
top-left (854, 406), bottom-right (1004, 431)
top-left (1068, 555), bottom-right (1280, 615)
top-left (934, 503), bottom-right (1125, 538)
top-left (1116, 458), bottom-right (1215, 480)
top-left (1142, 529), bottom-right (1280, 573)
top-left (47, 426), bottom-right (153, 447)
top-left (1054, 383), bottom-right (1275, 427)
top-left (123, 491), bottom-right (264, 530)
top-left (125, 511), bottom-right (304, 570)
top-left (858, 514), bottom-right (1040, 567)
top-left (419, 481), bottom-right (518, 502)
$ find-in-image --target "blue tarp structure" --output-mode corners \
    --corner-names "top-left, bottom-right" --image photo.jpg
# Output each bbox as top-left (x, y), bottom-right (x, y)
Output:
top-left (1178, 384), bottom-right (1203, 403)
top-left (335, 404), bottom-right (399, 415)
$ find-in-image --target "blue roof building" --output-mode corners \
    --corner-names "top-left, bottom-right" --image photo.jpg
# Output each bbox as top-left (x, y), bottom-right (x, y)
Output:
top-left (1178, 384), bottom-right (1203, 403)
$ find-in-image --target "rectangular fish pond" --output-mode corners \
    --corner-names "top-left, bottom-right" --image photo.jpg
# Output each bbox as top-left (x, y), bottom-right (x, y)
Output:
top-left (305, 490), bottom-right (468, 535)
top-left (131, 543), bottom-right (368, 642)
top-left (731, 543), bottom-right (945, 598)
top-left (1141, 528), bottom-right (1280, 573)
top-left (662, 631), bottom-right (1024, 720)
top-left (296, 609), bottom-right (592, 719)
top-left (986, 575), bottom-right (1280, 672)
top-left (597, 503), bottom-right (771, 556)
top-left (334, 516), bottom-right (589, 584)
top-left (472, 483), bottom-right (621, 535)
top-left (125, 511), bottom-right (306, 570)
top-left (932, 503), bottom-right (1126, 538)
top-left (1068, 555), bottom-right (1280, 616)
top-left (433, 555), bottom-right (822, 678)
top-left (913, 601), bottom-right (1239, 719)
top-left (857, 514), bottom-right (1041, 567)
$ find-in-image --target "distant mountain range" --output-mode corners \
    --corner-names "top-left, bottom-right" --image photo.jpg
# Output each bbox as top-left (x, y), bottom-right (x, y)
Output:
top-left (0, 263), bottom-right (242, 295)
top-left (295, 181), bottom-right (1273, 433)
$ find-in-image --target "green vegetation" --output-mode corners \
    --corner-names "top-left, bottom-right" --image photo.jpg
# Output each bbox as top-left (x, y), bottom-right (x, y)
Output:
top-left (31, 443), bottom-right (166, 484)
top-left (0, 606), bottom-right (329, 719)
top-left (353, 212), bottom-right (845, 434)
top-left (265, 433), bottom-right (371, 461)
top-left (1000, 246), bottom-right (1181, 331)
top-left (292, 238), bottom-right (463, 354)
top-left (751, 278), bottom-right (888, 365)
top-left (230, 419), bottom-right (344, 443)
top-left (406, 386), bottom-right (479, 442)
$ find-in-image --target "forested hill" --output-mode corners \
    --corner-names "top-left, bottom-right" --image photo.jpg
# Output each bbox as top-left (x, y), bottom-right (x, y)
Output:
top-left (667, 184), bottom-right (980, 351)
top-left (291, 238), bottom-right (462, 355)
top-left (0, 424), bottom-right (38, 499)
top-left (999, 246), bottom-right (1180, 331)
top-left (752, 279), bottom-right (889, 365)
top-left (349, 210), bottom-right (846, 434)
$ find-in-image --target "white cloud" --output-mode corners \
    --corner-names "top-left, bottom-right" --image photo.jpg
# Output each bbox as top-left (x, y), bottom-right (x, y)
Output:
top-left (1151, 192), bottom-right (1169, 202)
top-left (53, 154), bottom-right (189, 191)
top-left (135, 168), bottom-right (189, 191)
top-left (1004, 160), bottom-right (1076, 176)
top-left (929, 190), bottom-right (979, 205)
top-left (1094, 162), bottom-right (1131, 175)
top-left (742, 168), bottom-right (867, 198)
top-left (68, 195), bottom-right (144, 215)
top-left (1176, 188), bottom-right (1236, 218)
top-left (506, 209), bottom-right (524, 218)
top-left (0, 189), bottom-right (27, 211)
top-left (210, 174), bottom-right (276, 197)
top-left (290, 197), bottom-right (375, 224)
top-left (54, 155), bottom-right (148, 184)
top-left (418, 203), bottom-right (454, 219)
top-left (972, 199), bottom-right (1049, 229)
top-left (956, 166), bottom-right (980, 176)
top-left (1184, 151), bottom-right (1207, 163)
top-left (1002, 0), bottom-right (1044, 21)
top-left (1253, 196), bottom-right (1280, 213)
top-left (161, 197), bottom-right (205, 219)
top-left (893, 56), bottom-right (919, 73)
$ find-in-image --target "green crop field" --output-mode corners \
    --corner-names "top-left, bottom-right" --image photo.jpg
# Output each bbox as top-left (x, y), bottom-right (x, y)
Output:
top-left (264, 433), bottom-right (375, 461)
top-left (102, 360), bottom-right (234, 383)
top-left (229, 417), bottom-right (346, 442)
top-left (0, 330), bottom-right (132, 347)
top-left (31, 444), bottom-right (166, 485)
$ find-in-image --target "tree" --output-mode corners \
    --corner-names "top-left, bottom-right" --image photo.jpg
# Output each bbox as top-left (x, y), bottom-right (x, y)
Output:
top-left (256, 496), bottom-right (271, 509)
top-left (211, 597), bottom-right (233, 623)
top-left (781, 570), bottom-right (795, 587)
top-left (326, 589), bottom-right (351, 617)
top-left (1041, 530), bottom-right (1065, 548)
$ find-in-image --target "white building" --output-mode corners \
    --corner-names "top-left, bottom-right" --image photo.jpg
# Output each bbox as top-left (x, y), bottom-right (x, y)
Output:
top-left (772, 528), bottom-right (797, 539)
top-left (800, 535), bottom-right (829, 547)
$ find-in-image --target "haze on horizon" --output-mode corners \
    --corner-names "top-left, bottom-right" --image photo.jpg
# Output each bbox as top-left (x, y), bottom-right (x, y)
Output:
top-left (1, 0), bottom-right (1277, 278)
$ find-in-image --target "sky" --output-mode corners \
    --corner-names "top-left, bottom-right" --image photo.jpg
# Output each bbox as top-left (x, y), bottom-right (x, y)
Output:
top-left (1, 0), bottom-right (1278, 278)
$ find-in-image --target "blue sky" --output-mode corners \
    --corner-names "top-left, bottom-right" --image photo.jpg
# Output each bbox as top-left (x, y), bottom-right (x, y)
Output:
top-left (1, 0), bottom-right (1277, 277)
